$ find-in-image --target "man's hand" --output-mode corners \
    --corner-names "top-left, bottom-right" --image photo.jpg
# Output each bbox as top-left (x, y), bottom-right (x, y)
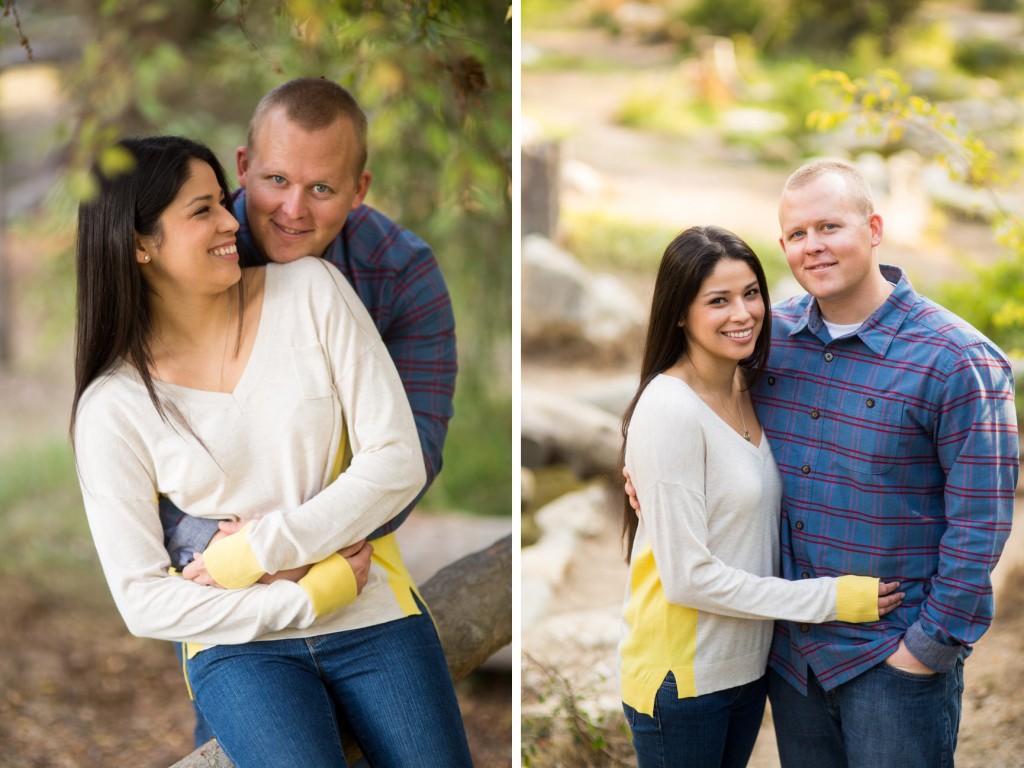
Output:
top-left (885, 638), bottom-right (937, 675)
top-left (623, 466), bottom-right (641, 513)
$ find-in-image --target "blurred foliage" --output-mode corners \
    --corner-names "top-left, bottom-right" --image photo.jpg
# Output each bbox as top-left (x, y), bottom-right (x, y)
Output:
top-left (1, 0), bottom-right (512, 516)
top-left (682, 0), bottom-right (924, 56)
top-left (0, 439), bottom-right (101, 592)
top-left (561, 211), bottom-right (787, 287)
top-left (808, 69), bottom-right (1002, 185)
top-left (812, 67), bottom-right (1024, 408)
top-left (954, 35), bottom-right (1024, 77)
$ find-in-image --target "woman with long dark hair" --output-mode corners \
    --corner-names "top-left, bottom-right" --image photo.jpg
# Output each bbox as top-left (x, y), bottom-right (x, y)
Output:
top-left (617, 225), bottom-right (902, 768)
top-left (71, 136), bottom-right (473, 768)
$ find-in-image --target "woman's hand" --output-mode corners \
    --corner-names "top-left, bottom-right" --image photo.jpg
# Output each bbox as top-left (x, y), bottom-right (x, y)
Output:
top-left (182, 552), bottom-right (224, 587)
top-left (340, 539), bottom-right (374, 595)
top-left (877, 580), bottom-right (905, 617)
top-left (184, 521), bottom-right (312, 585)
top-left (185, 521), bottom-right (374, 592)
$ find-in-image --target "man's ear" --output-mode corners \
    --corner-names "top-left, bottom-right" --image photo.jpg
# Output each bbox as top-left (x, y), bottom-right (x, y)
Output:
top-left (235, 146), bottom-right (249, 189)
top-left (869, 212), bottom-right (884, 247)
top-left (351, 171), bottom-right (372, 210)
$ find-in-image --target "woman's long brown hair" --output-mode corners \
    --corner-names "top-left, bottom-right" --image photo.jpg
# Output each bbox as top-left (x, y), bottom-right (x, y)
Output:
top-left (618, 225), bottom-right (772, 561)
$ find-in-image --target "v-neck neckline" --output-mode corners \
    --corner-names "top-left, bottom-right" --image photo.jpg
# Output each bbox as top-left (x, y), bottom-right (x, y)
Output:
top-left (660, 373), bottom-right (767, 451)
top-left (152, 266), bottom-right (276, 405)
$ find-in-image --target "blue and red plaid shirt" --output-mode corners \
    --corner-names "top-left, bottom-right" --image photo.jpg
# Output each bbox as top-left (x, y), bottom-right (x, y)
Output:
top-left (752, 265), bottom-right (1017, 694)
top-left (233, 192), bottom-right (457, 536)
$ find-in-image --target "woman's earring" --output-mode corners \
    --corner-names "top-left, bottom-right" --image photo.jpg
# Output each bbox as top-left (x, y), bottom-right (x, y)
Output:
top-left (142, 254), bottom-right (150, 263)
top-left (676, 321), bottom-right (684, 328)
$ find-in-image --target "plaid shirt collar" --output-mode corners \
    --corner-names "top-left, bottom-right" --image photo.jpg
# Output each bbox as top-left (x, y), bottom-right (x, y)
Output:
top-left (787, 264), bottom-right (916, 358)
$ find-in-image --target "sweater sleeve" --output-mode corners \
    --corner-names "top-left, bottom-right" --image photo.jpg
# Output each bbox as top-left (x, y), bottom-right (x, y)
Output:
top-left (74, 395), bottom-right (323, 644)
top-left (203, 259), bottom-right (426, 587)
top-left (628, 383), bottom-right (878, 624)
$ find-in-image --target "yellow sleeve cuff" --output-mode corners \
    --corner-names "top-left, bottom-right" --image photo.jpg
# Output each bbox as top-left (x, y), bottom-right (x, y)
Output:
top-left (835, 575), bottom-right (880, 623)
top-left (299, 553), bottom-right (358, 617)
top-left (203, 523), bottom-right (264, 589)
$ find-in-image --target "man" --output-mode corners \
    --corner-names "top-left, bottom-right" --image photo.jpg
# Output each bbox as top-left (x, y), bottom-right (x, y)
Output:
top-left (162, 77), bottom-right (458, 746)
top-left (754, 159), bottom-right (1017, 767)
top-left (163, 77), bottom-right (456, 562)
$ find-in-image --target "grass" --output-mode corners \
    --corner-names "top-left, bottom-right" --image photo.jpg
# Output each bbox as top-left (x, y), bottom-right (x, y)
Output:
top-left (422, 384), bottom-right (513, 518)
top-left (0, 439), bottom-right (106, 597)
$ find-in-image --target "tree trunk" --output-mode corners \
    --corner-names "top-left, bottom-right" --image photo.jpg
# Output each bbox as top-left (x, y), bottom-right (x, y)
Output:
top-left (167, 534), bottom-right (512, 768)
top-left (0, 155), bottom-right (9, 366)
top-left (521, 140), bottom-right (560, 239)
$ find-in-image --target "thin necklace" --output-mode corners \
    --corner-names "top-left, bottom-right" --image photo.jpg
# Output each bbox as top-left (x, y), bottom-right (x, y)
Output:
top-left (687, 355), bottom-right (750, 441)
top-left (155, 297), bottom-right (233, 391)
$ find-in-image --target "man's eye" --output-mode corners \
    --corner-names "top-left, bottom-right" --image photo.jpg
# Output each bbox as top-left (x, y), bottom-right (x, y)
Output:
top-left (313, 184), bottom-right (330, 194)
top-left (271, 175), bottom-right (285, 184)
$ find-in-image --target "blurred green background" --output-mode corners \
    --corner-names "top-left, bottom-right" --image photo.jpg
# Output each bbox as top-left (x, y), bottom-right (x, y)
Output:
top-left (1, 0), bottom-right (511, 518)
top-left (0, 2), bottom-right (511, 765)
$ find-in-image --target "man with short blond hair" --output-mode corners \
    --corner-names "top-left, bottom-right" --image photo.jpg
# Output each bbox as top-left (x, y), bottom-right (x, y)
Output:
top-left (757, 158), bottom-right (1017, 767)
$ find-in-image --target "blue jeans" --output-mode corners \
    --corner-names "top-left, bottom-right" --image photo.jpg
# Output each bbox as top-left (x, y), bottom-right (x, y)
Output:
top-left (184, 606), bottom-right (473, 768)
top-left (622, 672), bottom-right (767, 768)
top-left (768, 660), bottom-right (964, 768)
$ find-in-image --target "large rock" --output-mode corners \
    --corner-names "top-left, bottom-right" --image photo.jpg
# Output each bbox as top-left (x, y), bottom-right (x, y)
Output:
top-left (521, 484), bottom-right (608, 631)
top-left (521, 386), bottom-right (621, 476)
top-left (522, 234), bottom-right (645, 358)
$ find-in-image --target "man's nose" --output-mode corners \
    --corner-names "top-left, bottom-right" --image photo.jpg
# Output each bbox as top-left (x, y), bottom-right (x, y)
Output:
top-left (281, 186), bottom-right (306, 219)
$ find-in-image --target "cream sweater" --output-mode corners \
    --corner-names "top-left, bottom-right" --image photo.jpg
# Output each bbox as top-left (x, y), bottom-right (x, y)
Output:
top-left (74, 257), bottom-right (425, 647)
top-left (620, 374), bottom-right (877, 715)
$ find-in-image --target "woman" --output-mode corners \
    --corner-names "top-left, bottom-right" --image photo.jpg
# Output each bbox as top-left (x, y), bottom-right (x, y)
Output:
top-left (618, 226), bottom-right (902, 768)
top-left (71, 136), bottom-right (473, 768)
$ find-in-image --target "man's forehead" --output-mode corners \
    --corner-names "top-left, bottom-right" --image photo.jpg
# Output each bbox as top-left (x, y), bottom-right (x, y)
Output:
top-left (251, 121), bottom-right (353, 176)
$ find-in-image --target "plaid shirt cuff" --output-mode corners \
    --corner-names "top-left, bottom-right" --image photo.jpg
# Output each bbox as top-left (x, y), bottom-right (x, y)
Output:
top-left (903, 621), bottom-right (965, 673)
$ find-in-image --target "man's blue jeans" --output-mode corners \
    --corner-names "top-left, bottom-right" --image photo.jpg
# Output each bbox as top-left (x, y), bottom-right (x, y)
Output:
top-left (768, 660), bottom-right (964, 768)
top-left (622, 672), bottom-right (768, 768)
top-left (184, 606), bottom-right (473, 768)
